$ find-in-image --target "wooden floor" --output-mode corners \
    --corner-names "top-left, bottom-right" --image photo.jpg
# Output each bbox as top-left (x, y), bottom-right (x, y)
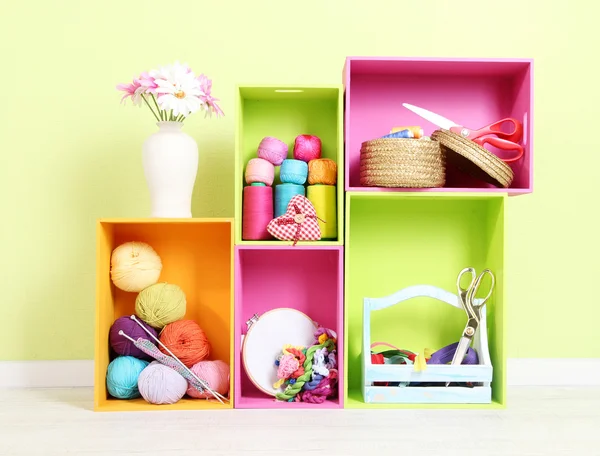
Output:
top-left (0, 387), bottom-right (598, 455)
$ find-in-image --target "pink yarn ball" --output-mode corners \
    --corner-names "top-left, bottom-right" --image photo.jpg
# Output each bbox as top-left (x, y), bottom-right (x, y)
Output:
top-left (257, 136), bottom-right (288, 166)
top-left (245, 158), bottom-right (275, 186)
top-left (293, 135), bottom-right (322, 162)
top-left (187, 360), bottom-right (230, 399)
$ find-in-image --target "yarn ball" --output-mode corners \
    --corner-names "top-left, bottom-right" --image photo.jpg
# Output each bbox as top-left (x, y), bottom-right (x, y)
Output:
top-left (245, 158), bottom-right (275, 186)
top-left (110, 241), bottom-right (162, 292)
top-left (280, 159), bottom-right (308, 185)
top-left (109, 316), bottom-right (158, 360)
top-left (308, 158), bottom-right (338, 185)
top-left (257, 136), bottom-right (288, 166)
top-left (293, 134), bottom-right (322, 162)
top-left (137, 361), bottom-right (188, 405)
top-left (106, 356), bottom-right (149, 399)
top-left (187, 360), bottom-right (230, 399)
top-left (159, 319), bottom-right (211, 368)
top-left (135, 282), bottom-right (186, 330)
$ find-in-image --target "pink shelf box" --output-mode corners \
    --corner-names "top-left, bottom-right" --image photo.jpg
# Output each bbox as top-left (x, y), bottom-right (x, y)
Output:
top-left (343, 57), bottom-right (534, 195)
top-left (234, 245), bottom-right (344, 409)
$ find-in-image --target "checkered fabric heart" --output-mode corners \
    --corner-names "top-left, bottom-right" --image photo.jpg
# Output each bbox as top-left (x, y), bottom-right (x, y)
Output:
top-left (267, 195), bottom-right (322, 245)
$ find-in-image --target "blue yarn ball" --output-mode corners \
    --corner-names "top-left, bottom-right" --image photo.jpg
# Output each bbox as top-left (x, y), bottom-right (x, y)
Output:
top-left (280, 159), bottom-right (308, 185)
top-left (106, 356), bottom-right (149, 399)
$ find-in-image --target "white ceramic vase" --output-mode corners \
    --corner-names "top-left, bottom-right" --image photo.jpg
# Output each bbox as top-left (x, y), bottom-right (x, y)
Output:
top-left (142, 121), bottom-right (198, 218)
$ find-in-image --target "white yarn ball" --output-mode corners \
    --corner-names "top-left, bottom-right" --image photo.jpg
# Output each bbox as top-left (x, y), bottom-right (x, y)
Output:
top-left (137, 362), bottom-right (188, 405)
top-left (110, 241), bottom-right (162, 292)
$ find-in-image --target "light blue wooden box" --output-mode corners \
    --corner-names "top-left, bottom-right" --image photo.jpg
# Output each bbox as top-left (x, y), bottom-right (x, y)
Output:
top-left (362, 285), bottom-right (493, 405)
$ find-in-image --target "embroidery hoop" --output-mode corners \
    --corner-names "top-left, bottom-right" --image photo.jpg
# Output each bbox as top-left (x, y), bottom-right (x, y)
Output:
top-left (241, 308), bottom-right (317, 397)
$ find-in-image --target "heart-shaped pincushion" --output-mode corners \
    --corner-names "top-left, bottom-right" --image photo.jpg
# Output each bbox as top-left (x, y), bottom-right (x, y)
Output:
top-left (266, 195), bottom-right (321, 245)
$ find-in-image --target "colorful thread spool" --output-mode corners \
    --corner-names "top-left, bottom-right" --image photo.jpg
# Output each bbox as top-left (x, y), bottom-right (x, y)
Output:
top-left (381, 129), bottom-right (414, 139)
top-left (391, 126), bottom-right (424, 138)
top-left (245, 158), bottom-right (275, 186)
top-left (242, 185), bottom-right (273, 240)
top-left (308, 158), bottom-right (337, 185)
top-left (275, 183), bottom-right (305, 218)
top-left (307, 185), bottom-right (337, 239)
top-left (257, 136), bottom-right (288, 166)
top-left (280, 159), bottom-right (308, 185)
top-left (293, 134), bottom-right (322, 162)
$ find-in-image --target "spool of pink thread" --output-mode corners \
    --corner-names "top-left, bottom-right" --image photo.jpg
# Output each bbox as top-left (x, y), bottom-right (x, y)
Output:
top-left (257, 136), bottom-right (288, 166)
top-left (293, 135), bottom-right (322, 162)
top-left (245, 158), bottom-right (274, 186)
top-left (242, 186), bottom-right (274, 240)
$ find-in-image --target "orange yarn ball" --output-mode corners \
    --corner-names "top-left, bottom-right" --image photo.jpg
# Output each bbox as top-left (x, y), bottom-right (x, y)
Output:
top-left (308, 158), bottom-right (337, 185)
top-left (159, 320), bottom-right (211, 368)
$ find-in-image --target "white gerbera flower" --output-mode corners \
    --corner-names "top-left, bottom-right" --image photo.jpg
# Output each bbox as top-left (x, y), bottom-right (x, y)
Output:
top-left (152, 62), bottom-right (206, 117)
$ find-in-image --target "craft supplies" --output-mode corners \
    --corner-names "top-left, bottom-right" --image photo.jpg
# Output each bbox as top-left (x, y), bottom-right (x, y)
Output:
top-left (187, 360), bottom-right (230, 399)
top-left (307, 184), bottom-right (336, 239)
top-left (403, 103), bottom-right (524, 164)
top-left (267, 195), bottom-right (322, 245)
top-left (391, 126), bottom-right (424, 138)
top-left (106, 356), bottom-right (149, 399)
top-left (245, 157), bottom-right (275, 186)
top-left (241, 308), bottom-right (317, 397)
top-left (137, 361), bottom-right (188, 405)
top-left (274, 327), bottom-right (338, 403)
top-left (293, 134), bottom-right (322, 162)
top-left (280, 159), bottom-right (308, 185)
top-left (360, 137), bottom-right (445, 188)
top-left (274, 183), bottom-right (305, 217)
top-left (110, 241), bottom-right (162, 292)
top-left (135, 282), bottom-right (186, 329)
top-left (307, 158), bottom-right (337, 185)
top-left (242, 185), bottom-right (273, 240)
top-left (109, 316), bottom-right (157, 360)
top-left (381, 129), bottom-right (414, 139)
top-left (159, 319), bottom-right (211, 368)
top-left (257, 136), bottom-right (288, 166)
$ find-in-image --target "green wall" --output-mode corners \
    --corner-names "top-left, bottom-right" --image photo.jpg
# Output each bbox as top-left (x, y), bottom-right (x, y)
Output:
top-left (1, 0), bottom-right (598, 360)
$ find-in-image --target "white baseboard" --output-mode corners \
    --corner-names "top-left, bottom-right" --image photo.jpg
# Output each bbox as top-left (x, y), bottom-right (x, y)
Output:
top-left (0, 359), bottom-right (599, 388)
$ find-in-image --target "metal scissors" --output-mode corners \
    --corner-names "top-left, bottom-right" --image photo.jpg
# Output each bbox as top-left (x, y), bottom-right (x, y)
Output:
top-left (402, 103), bottom-right (524, 163)
top-left (447, 267), bottom-right (495, 381)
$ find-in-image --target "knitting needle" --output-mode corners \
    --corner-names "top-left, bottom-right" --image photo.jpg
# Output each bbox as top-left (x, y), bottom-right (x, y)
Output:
top-left (128, 315), bottom-right (229, 404)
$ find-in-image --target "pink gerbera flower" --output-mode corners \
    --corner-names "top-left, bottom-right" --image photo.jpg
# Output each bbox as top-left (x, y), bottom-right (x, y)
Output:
top-left (197, 74), bottom-right (224, 117)
top-left (138, 72), bottom-right (158, 95)
top-left (116, 78), bottom-right (146, 106)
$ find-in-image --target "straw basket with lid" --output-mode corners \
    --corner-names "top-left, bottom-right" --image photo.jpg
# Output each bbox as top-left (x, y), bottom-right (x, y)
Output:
top-left (359, 137), bottom-right (446, 188)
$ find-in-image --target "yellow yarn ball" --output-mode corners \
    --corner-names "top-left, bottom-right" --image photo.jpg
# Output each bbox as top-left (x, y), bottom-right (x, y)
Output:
top-left (135, 282), bottom-right (187, 329)
top-left (110, 241), bottom-right (162, 292)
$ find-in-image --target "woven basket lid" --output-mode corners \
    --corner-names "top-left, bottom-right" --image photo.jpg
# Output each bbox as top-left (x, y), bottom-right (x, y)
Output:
top-left (430, 129), bottom-right (514, 188)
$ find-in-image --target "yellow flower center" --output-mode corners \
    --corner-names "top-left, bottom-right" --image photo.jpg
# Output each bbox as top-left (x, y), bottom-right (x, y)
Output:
top-left (174, 90), bottom-right (185, 99)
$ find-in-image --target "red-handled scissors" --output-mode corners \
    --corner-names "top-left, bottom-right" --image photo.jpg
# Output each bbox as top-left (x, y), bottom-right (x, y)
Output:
top-left (403, 103), bottom-right (524, 163)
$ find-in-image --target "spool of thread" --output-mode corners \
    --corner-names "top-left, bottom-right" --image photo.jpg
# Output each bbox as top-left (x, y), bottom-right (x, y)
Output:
top-left (308, 158), bottom-right (337, 185)
top-left (257, 136), bottom-right (288, 166)
top-left (109, 316), bottom-right (158, 360)
top-left (242, 185), bottom-right (273, 240)
top-left (275, 183), bottom-right (305, 217)
top-left (293, 135), bottom-right (322, 162)
top-left (307, 185), bottom-right (337, 239)
top-left (159, 320), bottom-right (211, 368)
top-left (280, 159), bottom-right (308, 185)
top-left (245, 158), bottom-right (275, 186)
top-left (187, 360), bottom-right (230, 399)
top-left (391, 126), bottom-right (424, 138)
top-left (381, 129), bottom-right (414, 139)
top-left (110, 241), bottom-right (162, 292)
top-left (137, 361), bottom-right (188, 405)
top-left (106, 356), bottom-right (149, 399)
top-left (135, 282), bottom-right (186, 330)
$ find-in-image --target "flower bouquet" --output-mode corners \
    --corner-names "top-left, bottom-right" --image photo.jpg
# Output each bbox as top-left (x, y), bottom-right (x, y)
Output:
top-left (116, 61), bottom-right (224, 219)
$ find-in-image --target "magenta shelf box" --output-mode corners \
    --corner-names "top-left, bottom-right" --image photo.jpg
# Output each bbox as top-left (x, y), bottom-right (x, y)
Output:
top-left (343, 57), bottom-right (534, 195)
top-left (234, 245), bottom-right (344, 409)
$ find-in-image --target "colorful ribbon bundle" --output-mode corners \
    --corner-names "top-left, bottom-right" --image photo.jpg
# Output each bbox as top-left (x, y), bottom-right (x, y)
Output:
top-left (273, 327), bottom-right (338, 403)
